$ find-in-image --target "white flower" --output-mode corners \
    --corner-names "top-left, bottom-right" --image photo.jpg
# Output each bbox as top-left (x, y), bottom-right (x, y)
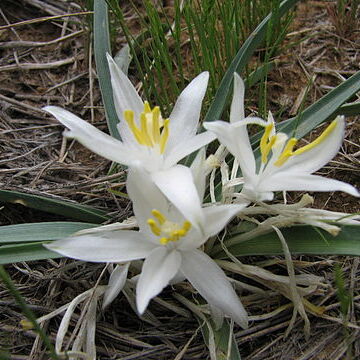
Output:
top-left (45, 163), bottom-right (248, 328)
top-left (43, 54), bottom-right (215, 223)
top-left (204, 73), bottom-right (360, 203)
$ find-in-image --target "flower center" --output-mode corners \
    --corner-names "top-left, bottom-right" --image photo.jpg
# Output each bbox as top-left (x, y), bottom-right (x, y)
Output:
top-left (147, 209), bottom-right (192, 245)
top-left (124, 102), bottom-right (170, 154)
top-left (260, 119), bottom-right (337, 167)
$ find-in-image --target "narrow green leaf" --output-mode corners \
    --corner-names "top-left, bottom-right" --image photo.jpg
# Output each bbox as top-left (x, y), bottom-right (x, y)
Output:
top-left (204, 0), bottom-right (300, 123)
top-left (196, 315), bottom-right (241, 360)
top-left (333, 101), bottom-right (360, 118)
top-left (212, 225), bottom-right (360, 258)
top-left (93, 0), bottom-right (120, 139)
top-left (245, 61), bottom-right (275, 88)
top-left (0, 222), bottom-right (98, 244)
top-left (0, 190), bottom-right (109, 223)
top-left (0, 242), bottom-right (61, 264)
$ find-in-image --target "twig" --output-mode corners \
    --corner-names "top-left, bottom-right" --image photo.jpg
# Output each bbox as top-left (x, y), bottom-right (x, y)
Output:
top-left (0, 12), bottom-right (93, 31)
top-left (0, 56), bottom-right (81, 72)
top-left (0, 30), bottom-right (84, 49)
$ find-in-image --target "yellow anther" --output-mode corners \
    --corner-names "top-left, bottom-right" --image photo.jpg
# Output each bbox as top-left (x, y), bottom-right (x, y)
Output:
top-left (151, 209), bottom-right (166, 225)
top-left (143, 101), bottom-right (151, 113)
top-left (260, 123), bottom-right (275, 164)
top-left (124, 110), bottom-right (144, 144)
top-left (261, 135), bottom-right (277, 163)
top-left (274, 138), bottom-right (298, 167)
top-left (124, 102), bottom-right (170, 153)
top-left (140, 113), bottom-right (152, 146)
top-left (151, 106), bottom-right (161, 144)
top-left (273, 120), bottom-right (337, 167)
top-left (183, 221), bottom-right (192, 232)
top-left (147, 209), bottom-right (192, 246)
top-left (147, 219), bottom-right (161, 236)
top-left (293, 120), bottom-right (337, 156)
top-left (159, 119), bottom-right (170, 154)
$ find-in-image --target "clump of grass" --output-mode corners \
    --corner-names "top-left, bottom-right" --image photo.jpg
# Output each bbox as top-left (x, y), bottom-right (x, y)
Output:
top-left (106, 0), bottom-right (293, 117)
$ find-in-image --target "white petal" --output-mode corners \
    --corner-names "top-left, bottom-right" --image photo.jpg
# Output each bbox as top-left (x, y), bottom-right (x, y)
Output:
top-left (230, 73), bottom-right (245, 122)
top-left (103, 263), bottom-right (130, 309)
top-left (181, 250), bottom-right (248, 328)
top-left (164, 131), bottom-right (216, 168)
top-left (204, 120), bottom-right (256, 180)
top-left (259, 173), bottom-right (360, 197)
top-left (279, 116), bottom-right (345, 174)
top-left (190, 148), bottom-right (207, 200)
top-left (44, 230), bottom-right (155, 262)
top-left (152, 165), bottom-right (205, 229)
top-left (136, 247), bottom-right (182, 314)
top-left (167, 72), bottom-right (209, 149)
top-left (203, 204), bottom-right (246, 238)
top-left (43, 106), bottom-right (133, 165)
top-left (107, 53), bottom-right (144, 144)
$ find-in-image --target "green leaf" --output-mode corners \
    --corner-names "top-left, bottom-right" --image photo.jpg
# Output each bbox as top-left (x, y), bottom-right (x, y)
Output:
top-left (201, 319), bottom-right (242, 360)
top-left (0, 222), bottom-right (98, 244)
top-left (93, 0), bottom-right (120, 140)
top-left (0, 242), bottom-right (61, 264)
top-left (334, 101), bottom-right (360, 118)
top-left (204, 0), bottom-right (300, 123)
top-left (0, 190), bottom-right (109, 223)
top-left (212, 224), bottom-right (360, 258)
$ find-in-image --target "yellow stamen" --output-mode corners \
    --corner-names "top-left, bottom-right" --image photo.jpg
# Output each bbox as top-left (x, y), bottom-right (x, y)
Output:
top-left (124, 110), bottom-right (143, 144)
top-left (274, 120), bottom-right (337, 167)
top-left (151, 209), bottom-right (166, 225)
top-left (274, 138), bottom-right (298, 167)
top-left (140, 113), bottom-right (152, 146)
top-left (147, 209), bottom-right (192, 246)
top-left (147, 219), bottom-right (161, 236)
top-left (152, 106), bottom-right (161, 144)
top-left (159, 119), bottom-right (170, 154)
top-left (261, 135), bottom-right (277, 163)
top-left (183, 221), bottom-right (191, 232)
top-left (293, 120), bottom-right (337, 155)
top-left (143, 101), bottom-right (151, 113)
top-left (260, 123), bottom-right (274, 164)
top-left (124, 103), bottom-right (170, 154)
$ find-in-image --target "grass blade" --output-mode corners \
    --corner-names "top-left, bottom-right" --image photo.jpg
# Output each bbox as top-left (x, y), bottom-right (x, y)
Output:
top-left (212, 224), bottom-right (360, 258)
top-left (204, 0), bottom-right (300, 123)
top-left (0, 190), bottom-right (109, 223)
top-left (0, 222), bottom-right (98, 244)
top-left (0, 266), bottom-right (59, 359)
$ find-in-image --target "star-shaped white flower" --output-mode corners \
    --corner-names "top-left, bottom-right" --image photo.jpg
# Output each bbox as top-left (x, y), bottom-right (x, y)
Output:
top-left (43, 54), bottom-right (215, 226)
top-left (204, 73), bottom-right (360, 203)
top-left (45, 159), bottom-right (248, 328)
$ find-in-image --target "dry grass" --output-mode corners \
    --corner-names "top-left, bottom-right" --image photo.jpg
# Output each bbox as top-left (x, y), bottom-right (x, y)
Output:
top-left (0, 0), bottom-right (359, 359)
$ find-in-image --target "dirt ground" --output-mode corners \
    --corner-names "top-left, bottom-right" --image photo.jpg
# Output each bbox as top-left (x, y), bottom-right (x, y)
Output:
top-left (0, 0), bottom-right (359, 359)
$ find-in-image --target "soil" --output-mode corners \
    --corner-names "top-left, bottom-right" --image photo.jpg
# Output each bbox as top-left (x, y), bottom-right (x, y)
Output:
top-left (0, 0), bottom-right (359, 359)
